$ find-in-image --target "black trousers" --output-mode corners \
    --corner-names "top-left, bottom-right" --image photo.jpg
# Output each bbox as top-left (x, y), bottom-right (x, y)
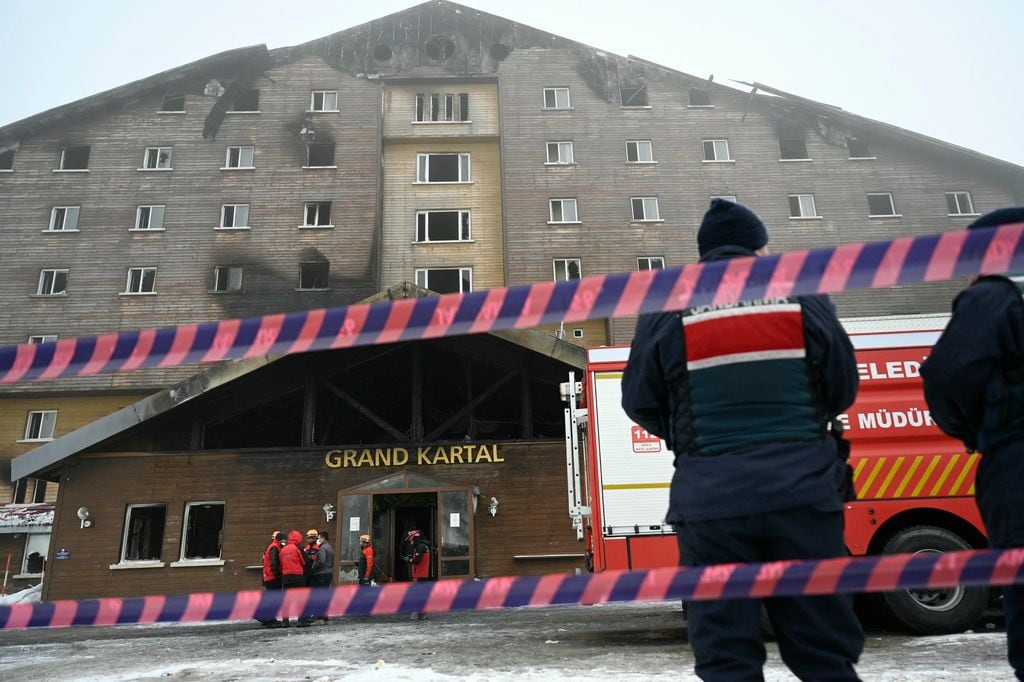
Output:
top-left (677, 503), bottom-right (863, 681)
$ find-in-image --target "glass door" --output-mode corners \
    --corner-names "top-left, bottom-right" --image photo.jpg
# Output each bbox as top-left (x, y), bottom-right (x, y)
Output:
top-left (438, 490), bottom-right (472, 577)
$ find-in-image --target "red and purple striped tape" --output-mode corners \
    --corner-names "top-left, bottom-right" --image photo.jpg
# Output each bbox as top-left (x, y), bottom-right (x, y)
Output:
top-left (3, 546), bottom-right (1023, 629)
top-left (1, 221), bottom-right (1022, 384)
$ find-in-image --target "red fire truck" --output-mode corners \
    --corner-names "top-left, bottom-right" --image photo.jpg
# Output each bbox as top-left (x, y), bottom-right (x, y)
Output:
top-left (562, 314), bottom-right (989, 634)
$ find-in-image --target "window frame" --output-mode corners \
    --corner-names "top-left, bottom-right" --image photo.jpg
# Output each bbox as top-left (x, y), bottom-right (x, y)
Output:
top-left (778, 137), bottom-right (811, 161)
top-left (788, 194), bottom-right (820, 219)
top-left (22, 410), bottom-right (57, 442)
top-left (545, 141), bottom-right (575, 165)
top-left (309, 90), bottom-right (339, 112)
top-left (123, 267), bottom-right (157, 295)
top-left (619, 85), bottom-right (650, 108)
top-left (140, 147), bottom-right (173, 171)
top-left (223, 146), bottom-right (255, 170)
top-left (688, 88), bottom-right (712, 107)
top-left (542, 87), bottom-right (571, 110)
top-left (702, 139), bottom-right (732, 162)
top-left (626, 140), bottom-right (655, 164)
top-left (867, 192), bottom-right (900, 218)
top-left (631, 197), bottom-right (662, 222)
top-left (172, 501), bottom-right (226, 566)
top-left (304, 143), bottom-right (336, 169)
top-left (218, 204), bottom-right (250, 230)
top-left (298, 262), bottom-right (331, 291)
top-left (301, 202), bottom-right (333, 229)
top-left (414, 92), bottom-right (470, 123)
top-left (846, 136), bottom-right (874, 160)
top-left (28, 335), bottom-right (58, 344)
top-left (415, 267), bottom-right (473, 294)
top-left (415, 210), bottom-right (472, 243)
top-left (36, 269), bottom-right (69, 296)
top-left (0, 148), bottom-right (15, 171)
top-left (47, 206), bottom-right (80, 232)
top-left (946, 191), bottom-right (978, 216)
top-left (637, 257), bottom-right (666, 271)
top-left (548, 198), bottom-right (580, 224)
top-left (19, 532), bottom-right (50, 577)
top-left (228, 89), bottom-right (260, 113)
top-left (212, 266), bottom-right (243, 293)
top-left (416, 153), bottom-right (471, 183)
top-left (159, 94), bottom-right (186, 113)
top-left (115, 503), bottom-right (167, 567)
top-left (58, 145), bottom-right (90, 171)
top-left (133, 205), bottom-right (166, 231)
top-left (552, 258), bottom-right (582, 282)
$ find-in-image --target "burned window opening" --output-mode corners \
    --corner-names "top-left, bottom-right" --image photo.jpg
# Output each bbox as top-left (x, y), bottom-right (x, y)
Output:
top-left (160, 94), bottom-right (185, 112)
top-left (620, 86), bottom-right (648, 107)
top-left (0, 149), bottom-right (15, 170)
top-left (306, 143), bottom-right (336, 167)
top-left (688, 88), bottom-right (711, 106)
top-left (181, 503), bottom-right (224, 560)
top-left (299, 261), bottom-right (330, 290)
top-left (424, 35), bottom-right (457, 60)
top-left (489, 43), bottom-right (511, 62)
top-left (60, 145), bottom-right (90, 170)
top-left (779, 137), bottom-right (809, 160)
top-left (415, 93), bottom-right (470, 122)
top-left (121, 505), bottom-right (166, 562)
top-left (230, 89), bottom-right (260, 112)
top-left (847, 137), bottom-right (872, 158)
top-left (373, 44), bottom-right (394, 61)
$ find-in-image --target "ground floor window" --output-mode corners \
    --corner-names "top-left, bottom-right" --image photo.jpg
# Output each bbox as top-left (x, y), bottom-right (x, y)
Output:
top-left (120, 504), bottom-right (166, 562)
top-left (22, 533), bottom-right (49, 575)
top-left (415, 268), bottom-right (472, 294)
top-left (180, 502), bottom-right (225, 560)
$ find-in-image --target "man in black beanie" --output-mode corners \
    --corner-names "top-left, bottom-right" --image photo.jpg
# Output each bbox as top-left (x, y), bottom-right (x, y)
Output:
top-left (621, 199), bottom-right (863, 680)
top-left (922, 207), bottom-right (1024, 680)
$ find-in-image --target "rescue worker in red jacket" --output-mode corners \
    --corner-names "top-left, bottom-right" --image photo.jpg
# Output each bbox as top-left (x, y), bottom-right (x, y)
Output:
top-left (404, 529), bottom-right (431, 582)
top-left (303, 528), bottom-right (320, 586)
top-left (258, 530), bottom-right (286, 627)
top-left (279, 530), bottom-right (309, 627)
top-left (358, 534), bottom-right (375, 585)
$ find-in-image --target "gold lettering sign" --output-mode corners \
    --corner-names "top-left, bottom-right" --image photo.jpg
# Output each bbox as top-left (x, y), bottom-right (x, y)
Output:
top-left (325, 444), bottom-right (504, 468)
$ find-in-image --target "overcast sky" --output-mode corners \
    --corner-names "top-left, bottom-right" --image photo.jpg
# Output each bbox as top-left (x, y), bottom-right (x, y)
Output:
top-left (2, 0), bottom-right (1022, 167)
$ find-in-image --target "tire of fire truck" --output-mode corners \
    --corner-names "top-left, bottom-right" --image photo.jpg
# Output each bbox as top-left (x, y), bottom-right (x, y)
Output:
top-left (881, 526), bottom-right (988, 635)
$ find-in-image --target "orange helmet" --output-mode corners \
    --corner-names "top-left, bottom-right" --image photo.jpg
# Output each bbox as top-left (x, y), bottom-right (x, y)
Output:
top-left (359, 534), bottom-right (371, 544)
top-left (406, 530), bottom-right (421, 542)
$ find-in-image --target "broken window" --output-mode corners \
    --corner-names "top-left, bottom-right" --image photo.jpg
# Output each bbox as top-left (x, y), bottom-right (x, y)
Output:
top-left (416, 153), bottom-right (470, 182)
top-left (230, 89), bottom-right (260, 112)
top-left (303, 202), bottom-right (332, 227)
top-left (543, 87), bottom-right (571, 109)
top-left (23, 410), bottom-right (57, 441)
top-left (946, 192), bottom-right (976, 216)
top-left (120, 504), bottom-right (166, 563)
top-left (867, 193), bottom-right (898, 217)
top-left (552, 259), bottom-right (581, 282)
top-left (124, 267), bottom-right (157, 294)
top-left (224, 146), bottom-right (255, 169)
top-left (626, 140), bottom-right (654, 163)
top-left (22, 533), bottom-right (49, 575)
top-left (59, 145), bottom-right (90, 170)
top-left (310, 90), bottom-right (339, 112)
top-left (213, 266), bottom-right (243, 292)
top-left (160, 94), bottom-right (185, 112)
top-left (415, 268), bottom-right (472, 294)
top-left (299, 262), bottom-right (330, 290)
top-left (32, 480), bottom-right (47, 504)
top-left (220, 204), bottom-right (249, 229)
top-left (631, 197), bottom-right (661, 221)
top-left (48, 206), bottom-right (80, 232)
top-left (637, 257), bottom-right (665, 271)
top-left (142, 147), bottom-right (173, 170)
top-left (424, 35), bottom-right (456, 60)
top-left (549, 198), bottom-right (579, 223)
top-left (702, 139), bottom-right (731, 161)
top-left (847, 137), bottom-right (872, 159)
top-left (179, 502), bottom-right (225, 560)
top-left (789, 194), bottom-right (818, 218)
top-left (416, 210), bottom-right (471, 242)
top-left (37, 269), bottom-right (68, 296)
top-left (0, 149), bottom-right (14, 170)
top-left (546, 141), bottom-right (574, 164)
top-left (135, 205), bottom-right (165, 230)
top-left (306, 143), bottom-right (336, 167)
top-left (779, 137), bottom-right (809, 160)
top-left (688, 89), bottom-right (712, 107)
top-left (11, 479), bottom-right (27, 504)
top-left (620, 86), bottom-right (648, 107)
top-left (414, 93), bottom-right (470, 122)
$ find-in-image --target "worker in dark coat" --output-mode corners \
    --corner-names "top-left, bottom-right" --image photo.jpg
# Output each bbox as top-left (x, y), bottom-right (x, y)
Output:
top-left (921, 207), bottom-right (1024, 681)
top-left (621, 199), bottom-right (863, 681)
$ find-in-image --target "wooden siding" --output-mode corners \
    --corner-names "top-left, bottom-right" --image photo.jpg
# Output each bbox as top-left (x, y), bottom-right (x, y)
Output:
top-left (43, 441), bottom-right (582, 600)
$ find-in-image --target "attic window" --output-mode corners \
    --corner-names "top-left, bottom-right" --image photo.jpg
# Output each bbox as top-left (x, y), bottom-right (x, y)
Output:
top-left (424, 35), bottom-right (456, 60)
top-left (847, 137), bottom-right (872, 159)
top-left (620, 86), bottom-right (649, 107)
top-left (160, 94), bottom-right (185, 112)
top-left (230, 89), bottom-right (260, 112)
top-left (688, 89), bottom-right (711, 107)
top-left (779, 137), bottom-right (809, 160)
top-left (59, 145), bottom-right (90, 170)
top-left (0, 149), bottom-right (13, 171)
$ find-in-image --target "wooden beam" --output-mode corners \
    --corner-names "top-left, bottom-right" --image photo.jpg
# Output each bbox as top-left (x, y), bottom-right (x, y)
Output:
top-left (318, 377), bottom-right (408, 442)
top-left (411, 344), bottom-right (424, 441)
top-left (301, 371), bottom-right (317, 447)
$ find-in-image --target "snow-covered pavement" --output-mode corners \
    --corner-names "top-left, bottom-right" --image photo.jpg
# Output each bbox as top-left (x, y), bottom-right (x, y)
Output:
top-left (0, 601), bottom-right (1011, 680)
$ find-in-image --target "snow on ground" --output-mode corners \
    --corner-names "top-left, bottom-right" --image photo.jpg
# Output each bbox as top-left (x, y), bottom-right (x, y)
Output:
top-left (0, 584), bottom-right (40, 606)
top-left (0, 601), bottom-right (1013, 681)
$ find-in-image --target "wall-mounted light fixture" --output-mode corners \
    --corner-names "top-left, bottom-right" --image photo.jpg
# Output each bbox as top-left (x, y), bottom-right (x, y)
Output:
top-left (76, 506), bottom-right (92, 529)
top-left (488, 497), bottom-right (499, 517)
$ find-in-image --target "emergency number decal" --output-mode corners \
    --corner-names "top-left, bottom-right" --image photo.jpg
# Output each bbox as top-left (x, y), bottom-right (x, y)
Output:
top-left (630, 425), bottom-right (663, 453)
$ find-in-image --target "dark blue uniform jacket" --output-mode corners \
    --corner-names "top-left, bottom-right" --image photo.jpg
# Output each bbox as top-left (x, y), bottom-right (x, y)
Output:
top-left (620, 245), bottom-right (859, 523)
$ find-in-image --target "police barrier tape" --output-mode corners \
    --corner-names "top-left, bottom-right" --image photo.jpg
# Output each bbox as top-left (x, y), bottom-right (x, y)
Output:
top-left (2, 221), bottom-right (1023, 384)
top-left (3, 547), bottom-right (1023, 629)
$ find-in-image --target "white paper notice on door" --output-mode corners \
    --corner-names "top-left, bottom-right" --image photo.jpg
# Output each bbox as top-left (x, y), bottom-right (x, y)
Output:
top-left (349, 517), bottom-right (360, 532)
top-left (450, 513), bottom-right (460, 527)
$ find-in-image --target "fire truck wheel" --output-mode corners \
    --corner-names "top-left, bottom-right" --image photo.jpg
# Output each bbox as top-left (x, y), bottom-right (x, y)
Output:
top-left (881, 526), bottom-right (988, 634)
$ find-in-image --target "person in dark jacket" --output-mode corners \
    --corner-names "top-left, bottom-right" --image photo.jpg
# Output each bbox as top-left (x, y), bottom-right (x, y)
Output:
top-left (621, 199), bottom-right (863, 681)
top-left (403, 529), bottom-right (431, 582)
top-left (310, 531), bottom-right (335, 624)
top-left (279, 530), bottom-right (309, 627)
top-left (921, 207), bottom-right (1024, 680)
top-left (303, 528), bottom-right (320, 585)
top-left (258, 530), bottom-right (286, 627)
top-left (357, 534), bottom-right (375, 586)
